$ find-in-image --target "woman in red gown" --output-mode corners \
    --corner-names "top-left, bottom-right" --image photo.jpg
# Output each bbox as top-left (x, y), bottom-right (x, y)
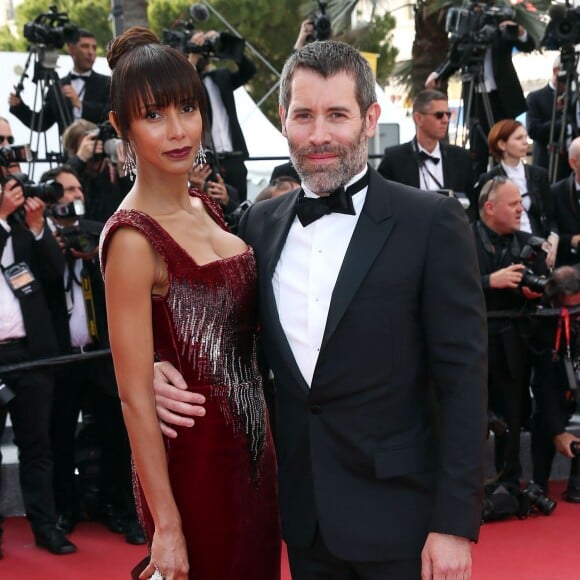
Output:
top-left (100, 27), bottom-right (280, 580)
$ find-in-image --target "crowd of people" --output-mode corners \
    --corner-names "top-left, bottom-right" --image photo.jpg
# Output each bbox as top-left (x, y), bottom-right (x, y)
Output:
top-left (0, 6), bottom-right (579, 580)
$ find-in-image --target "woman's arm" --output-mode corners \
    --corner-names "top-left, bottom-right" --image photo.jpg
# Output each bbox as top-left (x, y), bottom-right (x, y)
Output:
top-left (104, 227), bottom-right (188, 579)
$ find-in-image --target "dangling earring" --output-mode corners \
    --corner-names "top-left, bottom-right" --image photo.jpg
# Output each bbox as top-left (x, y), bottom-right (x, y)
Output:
top-left (195, 144), bottom-right (207, 165)
top-left (123, 141), bottom-right (137, 181)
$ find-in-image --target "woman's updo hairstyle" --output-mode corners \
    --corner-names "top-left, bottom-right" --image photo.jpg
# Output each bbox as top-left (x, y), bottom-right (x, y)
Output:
top-left (106, 26), bottom-right (206, 141)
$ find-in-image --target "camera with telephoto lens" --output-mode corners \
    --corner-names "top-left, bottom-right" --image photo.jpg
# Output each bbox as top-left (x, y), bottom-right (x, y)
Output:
top-left (56, 224), bottom-right (99, 254)
top-left (0, 144), bottom-right (33, 168)
top-left (542, 4), bottom-right (580, 49)
top-left (23, 4), bottom-right (79, 49)
top-left (445, 0), bottom-right (517, 64)
top-left (87, 121), bottom-right (122, 165)
top-left (518, 236), bottom-right (550, 294)
top-left (571, 441), bottom-right (580, 456)
top-left (521, 482), bottom-right (557, 515)
top-left (2, 172), bottom-right (63, 204)
top-left (306, 0), bottom-right (332, 42)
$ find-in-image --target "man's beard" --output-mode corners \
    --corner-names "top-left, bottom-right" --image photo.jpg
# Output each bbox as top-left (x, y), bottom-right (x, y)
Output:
top-left (288, 123), bottom-right (368, 195)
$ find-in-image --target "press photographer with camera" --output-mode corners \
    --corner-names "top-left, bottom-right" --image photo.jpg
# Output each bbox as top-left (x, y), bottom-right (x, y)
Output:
top-left (41, 165), bottom-right (145, 544)
top-left (62, 119), bottom-right (130, 222)
top-left (474, 176), bottom-right (548, 486)
top-left (187, 28), bottom-right (255, 202)
top-left (529, 265), bottom-right (580, 503)
top-left (0, 154), bottom-right (77, 555)
top-left (425, 0), bottom-right (534, 177)
top-left (8, 27), bottom-right (110, 135)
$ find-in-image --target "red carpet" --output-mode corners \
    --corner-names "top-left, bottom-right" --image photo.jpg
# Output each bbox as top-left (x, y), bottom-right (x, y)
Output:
top-left (0, 481), bottom-right (578, 579)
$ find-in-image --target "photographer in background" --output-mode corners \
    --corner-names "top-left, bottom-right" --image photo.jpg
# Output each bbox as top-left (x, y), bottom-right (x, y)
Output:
top-left (530, 265), bottom-right (580, 502)
top-left (62, 119), bottom-right (129, 222)
top-left (474, 176), bottom-right (547, 486)
top-left (8, 29), bottom-right (110, 135)
top-left (188, 29), bottom-right (255, 201)
top-left (188, 159), bottom-right (239, 215)
top-left (426, 0), bottom-right (534, 177)
top-left (527, 55), bottom-right (575, 183)
top-left (0, 161), bottom-right (76, 555)
top-left (41, 165), bottom-right (144, 544)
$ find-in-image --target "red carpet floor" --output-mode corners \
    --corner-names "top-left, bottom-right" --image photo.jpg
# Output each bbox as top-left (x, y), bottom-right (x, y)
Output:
top-left (0, 481), bottom-right (578, 579)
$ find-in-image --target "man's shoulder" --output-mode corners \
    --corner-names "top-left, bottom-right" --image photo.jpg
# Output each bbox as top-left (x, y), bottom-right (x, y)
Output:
top-left (551, 176), bottom-right (571, 198)
top-left (527, 84), bottom-right (551, 99)
top-left (382, 141), bottom-right (413, 157)
top-left (442, 142), bottom-right (470, 159)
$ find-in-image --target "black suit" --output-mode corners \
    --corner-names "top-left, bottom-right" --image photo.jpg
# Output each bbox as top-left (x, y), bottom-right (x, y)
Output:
top-left (476, 163), bottom-right (557, 239)
top-left (49, 219), bottom-right (134, 523)
top-left (552, 175), bottom-right (580, 266)
top-left (377, 140), bottom-right (476, 220)
top-left (10, 70), bottom-right (110, 134)
top-left (526, 84), bottom-right (573, 182)
top-left (203, 55), bottom-right (255, 201)
top-left (238, 166), bottom-right (487, 568)
top-left (0, 222), bottom-right (65, 535)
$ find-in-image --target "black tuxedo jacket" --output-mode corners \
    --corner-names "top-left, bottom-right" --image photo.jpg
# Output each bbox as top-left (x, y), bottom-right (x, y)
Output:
top-left (476, 163), bottom-right (557, 239)
top-left (436, 31), bottom-right (534, 119)
top-left (0, 222), bottom-right (64, 357)
top-left (551, 175), bottom-right (580, 266)
top-left (526, 84), bottom-right (573, 179)
top-left (10, 70), bottom-right (110, 134)
top-left (377, 140), bottom-right (476, 220)
top-left (203, 55), bottom-right (255, 158)
top-left (238, 166), bottom-right (487, 561)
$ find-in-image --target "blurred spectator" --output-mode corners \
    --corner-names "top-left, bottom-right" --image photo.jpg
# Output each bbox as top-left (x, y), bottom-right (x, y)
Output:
top-left (62, 119), bottom-right (130, 222)
top-left (255, 176), bottom-right (299, 203)
top-left (188, 29), bottom-right (255, 201)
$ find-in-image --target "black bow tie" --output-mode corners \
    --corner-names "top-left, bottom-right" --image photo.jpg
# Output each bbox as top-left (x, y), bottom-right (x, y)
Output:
top-left (417, 150), bottom-right (440, 165)
top-left (295, 172), bottom-right (369, 227)
top-left (69, 73), bottom-right (89, 81)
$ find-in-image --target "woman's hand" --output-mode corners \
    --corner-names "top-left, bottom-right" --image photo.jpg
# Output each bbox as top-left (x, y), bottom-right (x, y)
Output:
top-left (140, 527), bottom-right (189, 580)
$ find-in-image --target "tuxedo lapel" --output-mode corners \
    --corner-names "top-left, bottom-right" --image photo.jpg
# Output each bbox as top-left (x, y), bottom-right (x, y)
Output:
top-left (321, 170), bottom-right (394, 351)
top-left (259, 190), bottom-right (310, 394)
top-left (441, 143), bottom-right (450, 188)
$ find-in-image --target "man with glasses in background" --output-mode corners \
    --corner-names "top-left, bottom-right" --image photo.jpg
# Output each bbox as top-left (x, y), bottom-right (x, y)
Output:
top-left (378, 90), bottom-right (476, 220)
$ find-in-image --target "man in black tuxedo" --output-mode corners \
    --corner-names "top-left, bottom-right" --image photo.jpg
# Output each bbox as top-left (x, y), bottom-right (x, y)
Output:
top-left (188, 30), bottom-right (255, 201)
top-left (153, 41), bottom-right (487, 579)
top-left (41, 166), bottom-right (144, 545)
top-left (527, 55), bottom-right (574, 182)
top-left (0, 171), bottom-right (76, 555)
top-left (552, 137), bottom-right (580, 266)
top-left (426, 5), bottom-right (534, 177)
top-left (377, 89), bottom-right (476, 220)
top-left (8, 29), bottom-right (110, 135)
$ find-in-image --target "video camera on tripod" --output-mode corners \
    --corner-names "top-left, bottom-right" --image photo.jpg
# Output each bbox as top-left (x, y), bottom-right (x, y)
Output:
top-left (21, 4), bottom-right (79, 75)
top-left (162, 3), bottom-right (245, 62)
top-left (445, 0), bottom-right (517, 66)
top-left (543, 2), bottom-right (580, 50)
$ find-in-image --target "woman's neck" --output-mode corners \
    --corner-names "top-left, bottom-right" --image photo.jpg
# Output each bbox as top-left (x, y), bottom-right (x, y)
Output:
top-left (502, 155), bottom-right (520, 168)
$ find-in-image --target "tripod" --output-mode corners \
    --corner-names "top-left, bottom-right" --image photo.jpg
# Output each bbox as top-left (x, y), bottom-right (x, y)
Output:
top-left (456, 57), bottom-right (495, 175)
top-left (14, 45), bottom-right (72, 176)
top-left (547, 47), bottom-right (579, 184)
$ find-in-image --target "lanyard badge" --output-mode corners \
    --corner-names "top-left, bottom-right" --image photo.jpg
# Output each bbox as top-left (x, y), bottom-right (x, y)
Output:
top-left (3, 262), bottom-right (40, 298)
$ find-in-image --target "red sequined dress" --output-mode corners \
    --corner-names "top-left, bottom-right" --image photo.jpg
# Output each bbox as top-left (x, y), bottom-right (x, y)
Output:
top-left (100, 190), bottom-right (280, 579)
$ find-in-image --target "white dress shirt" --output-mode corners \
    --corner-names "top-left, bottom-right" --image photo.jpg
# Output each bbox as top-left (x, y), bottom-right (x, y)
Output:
top-left (70, 70), bottom-right (91, 121)
top-left (203, 76), bottom-right (234, 153)
top-left (418, 141), bottom-right (444, 191)
top-left (0, 219), bottom-right (26, 341)
top-left (272, 168), bottom-right (368, 387)
top-left (501, 161), bottom-right (532, 234)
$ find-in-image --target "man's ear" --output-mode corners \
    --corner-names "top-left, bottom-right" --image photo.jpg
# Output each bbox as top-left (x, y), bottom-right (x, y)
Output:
top-left (279, 105), bottom-right (287, 137)
top-left (364, 102), bottom-right (381, 137)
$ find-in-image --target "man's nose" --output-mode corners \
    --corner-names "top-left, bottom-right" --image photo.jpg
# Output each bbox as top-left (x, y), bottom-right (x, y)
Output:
top-left (309, 117), bottom-right (331, 145)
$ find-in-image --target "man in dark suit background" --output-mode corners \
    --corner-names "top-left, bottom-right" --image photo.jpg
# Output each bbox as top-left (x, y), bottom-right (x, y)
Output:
top-left (552, 137), bottom-right (580, 266)
top-left (377, 89), bottom-right (475, 219)
top-left (0, 165), bottom-right (76, 555)
top-left (425, 4), bottom-right (534, 177)
top-left (527, 55), bottom-right (574, 183)
top-left (153, 41), bottom-right (487, 579)
top-left (188, 29), bottom-right (255, 201)
top-left (8, 29), bottom-right (110, 135)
